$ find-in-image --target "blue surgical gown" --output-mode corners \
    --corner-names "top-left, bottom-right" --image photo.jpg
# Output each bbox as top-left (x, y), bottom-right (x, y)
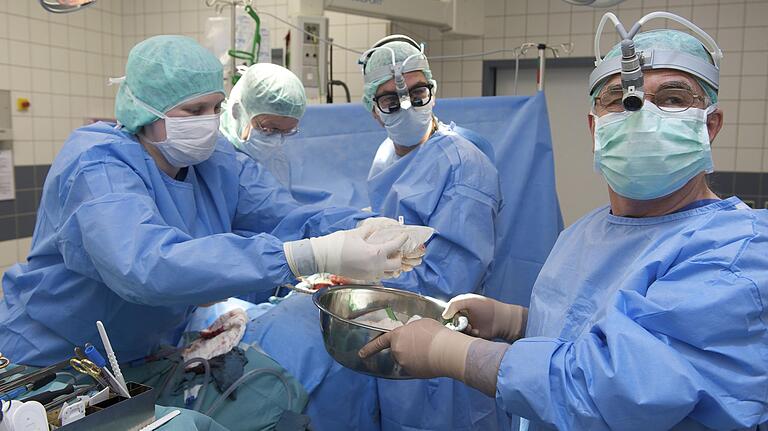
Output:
top-left (368, 122), bottom-right (501, 300)
top-left (0, 122), bottom-right (369, 366)
top-left (496, 197), bottom-right (768, 430)
top-left (368, 123), bottom-right (506, 431)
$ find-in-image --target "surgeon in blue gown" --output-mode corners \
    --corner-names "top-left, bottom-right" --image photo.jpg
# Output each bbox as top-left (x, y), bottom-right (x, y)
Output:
top-left (360, 28), bottom-right (768, 431)
top-left (220, 63), bottom-right (304, 193)
top-left (0, 35), bottom-right (413, 368)
top-left (244, 35), bottom-right (505, 431)
top-left (364, 35), bottom-right (504, 431)
top-left (363, 35), bottom-right (500, 302)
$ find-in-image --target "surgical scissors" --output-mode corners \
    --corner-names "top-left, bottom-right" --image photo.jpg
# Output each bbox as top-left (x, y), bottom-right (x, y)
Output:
top-left (69, 358), bottom-right (130, 398)
top-left (0, 353), bottom-right (9, 370)
top-left (69, 358), bottom-right (106, 386)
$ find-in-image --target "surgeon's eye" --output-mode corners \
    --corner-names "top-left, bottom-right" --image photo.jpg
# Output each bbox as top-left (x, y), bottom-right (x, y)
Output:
top-left (654, 88), bottom-right (696, 112)
top-left (376, 94), bottom-right (401, 114)
top-left (598, 90), bottom-right (624, 113)
top-left (409, 84), bottom-right (433, 107)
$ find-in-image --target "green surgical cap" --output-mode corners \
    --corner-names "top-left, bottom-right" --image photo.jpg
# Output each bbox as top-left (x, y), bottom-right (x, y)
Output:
top-left (592, 29), bottom-right (718, 104)
top-left (115, 35), bottom-right (225, 133)
top-left (361, 39), bottom-right (435, 112)
top-left (220, 63), bottom-right (306, 147)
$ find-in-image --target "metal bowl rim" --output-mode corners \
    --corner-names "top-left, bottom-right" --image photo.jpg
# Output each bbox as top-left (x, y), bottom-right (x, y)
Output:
top-left (311, 284), bottom-right (445, 333)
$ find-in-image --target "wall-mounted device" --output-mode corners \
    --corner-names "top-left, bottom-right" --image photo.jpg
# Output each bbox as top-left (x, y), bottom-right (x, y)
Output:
top-left (288, 16), bottom-right (329, 104)
top-left (0, 90), bottom-right (13, 141)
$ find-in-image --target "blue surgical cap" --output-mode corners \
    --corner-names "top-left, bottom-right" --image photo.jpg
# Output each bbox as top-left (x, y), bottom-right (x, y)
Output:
top-left (220, 63), bottom-right (306, 147)
top-left (115, 35), bottom-right (225, 133)
top-left (592, 29), bottom-right (718, 104)
top-left (361, 39), bottom-right (435, 112)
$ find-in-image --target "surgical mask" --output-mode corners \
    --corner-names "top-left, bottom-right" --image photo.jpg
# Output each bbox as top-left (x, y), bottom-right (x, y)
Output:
top-left (143, 114), bottom-right (221, 168)
top-left (593, 102), bottom-right (716, 200)
top-left (378, 101), bottom-right (434, 148)
top-left (242, 130), bottom-right (291, 187)
top-left (124, 84), bottom-right (221, 168)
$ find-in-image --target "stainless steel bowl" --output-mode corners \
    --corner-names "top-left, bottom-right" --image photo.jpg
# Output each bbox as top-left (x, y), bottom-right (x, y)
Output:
top-left (312, 285), bottom-right (448, 379)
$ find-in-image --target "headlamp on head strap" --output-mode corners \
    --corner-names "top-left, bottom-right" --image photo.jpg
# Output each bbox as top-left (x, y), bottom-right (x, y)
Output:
top-left (589, 11), bottom-right (722, 112)
top-left (359, 35), bottom-right (429, 111)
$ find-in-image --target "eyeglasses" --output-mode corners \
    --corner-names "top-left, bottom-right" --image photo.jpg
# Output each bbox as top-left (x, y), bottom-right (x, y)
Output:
top-left (594, 88), bottom-right (706, 115)
top-left (253, 120), bottom-right (299, 137)
top-left (373, 83), bottom-right (434, 114)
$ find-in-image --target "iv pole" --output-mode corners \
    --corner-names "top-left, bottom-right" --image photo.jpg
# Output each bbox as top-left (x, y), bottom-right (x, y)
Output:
top-left (205, 0), bottom-right (252, 84)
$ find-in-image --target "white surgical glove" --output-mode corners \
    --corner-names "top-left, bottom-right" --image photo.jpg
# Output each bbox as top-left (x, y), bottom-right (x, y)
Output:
top-left (358, 219), bottom-right (433, 277)
top-left (284, 226), bottom-right (407, 281)
top-left (357, 216), bottom-right (401, 230)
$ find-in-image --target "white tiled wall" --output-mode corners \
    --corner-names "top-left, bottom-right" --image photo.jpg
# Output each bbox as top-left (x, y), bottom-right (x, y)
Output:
top-left (393, 0), bottom-right (768, 173)
top-left (0, 0), bottom-right (121, 168)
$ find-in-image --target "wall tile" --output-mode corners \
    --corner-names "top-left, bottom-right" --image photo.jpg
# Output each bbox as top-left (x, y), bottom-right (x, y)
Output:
top-left (0, 38), bottom-right (7, 65)
top-left (527, 0), bottom-right (547, 14)
top-left (718, 2), bottom-right (746, 28)
top-left (16, 237), bottom-right (31, 262)
top-left (737, 124), bottom-right (765, 148)
top-left (0, 240), bottom-right (17, 267)
top-left (9, 40), bottom-right (31, 68)
top-left (735, 148), bottom-right (763, 171)
top-left (31, 69), bottom-right (51, 94)
top-left (8, 15), bottom-right (30, 42)
top-left (548, 13), bottom-right (570, 36)
top-left (29, 18), bottom-right (50, 45)
top-left (526, 14), bottom-right (548, 37)
top-left (740, 75), bottom-right (768, 100)
top-left (717, 28), bottom-right (745, 53)
top-left (10, 65), bottom-right (32, 91)
top-left (739, 100), bottom-right (765, 124)
top-left (0, 64), bottom-right (8, 90)
top-left (692, 4), bottom-right (719, 29)
top-left (7, 0), bottom-right (28, 17)
top-left (743, 27), bottom-right (768, 51)
top-left (30, 44), bottom-right (51, 70)
top-left (745, 2), bottom-right (768, 27)
top-left (570, 11), bottom-right (593, 35)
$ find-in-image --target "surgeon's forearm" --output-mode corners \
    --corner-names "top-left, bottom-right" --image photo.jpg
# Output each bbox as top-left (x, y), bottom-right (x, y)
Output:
top-left (86, 225), bottom-right (297, 306)
top-left (271, 206), bottom-right (374, 240)
top-left (463, 339), bottom-right (510, 397)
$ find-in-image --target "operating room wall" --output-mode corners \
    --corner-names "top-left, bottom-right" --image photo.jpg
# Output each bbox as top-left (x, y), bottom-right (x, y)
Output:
top-left (391, 0), bottom-right (768, 223)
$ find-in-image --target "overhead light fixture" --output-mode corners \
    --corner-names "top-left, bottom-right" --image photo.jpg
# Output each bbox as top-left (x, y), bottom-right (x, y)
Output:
top-left (562, 0), bottom-right (626, 7)
top-left (39, 0), bottom-right (97, 14)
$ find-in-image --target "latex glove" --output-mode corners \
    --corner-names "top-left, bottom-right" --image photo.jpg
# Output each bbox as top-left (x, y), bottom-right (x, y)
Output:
top-left (442, 293), bottom-right (528, 342)
top-left (359, 218), bottom-right (432, 268)
top-left (284, 226), bottom-right (407, 281)
top-left (357, 216), bottom-right (400, 230)
top-left (358, 318), bottom-right (475, 380)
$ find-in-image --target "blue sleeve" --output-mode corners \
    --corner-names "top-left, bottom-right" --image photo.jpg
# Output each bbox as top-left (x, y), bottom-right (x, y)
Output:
top-left (382, 183), bottom-right (498, 300)
top-left (56, 160), bottom-right (297, 307)
top-left (496, 261), bottom-right (768, 430)
top-left (233, 154), bottom-right (372, 241)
